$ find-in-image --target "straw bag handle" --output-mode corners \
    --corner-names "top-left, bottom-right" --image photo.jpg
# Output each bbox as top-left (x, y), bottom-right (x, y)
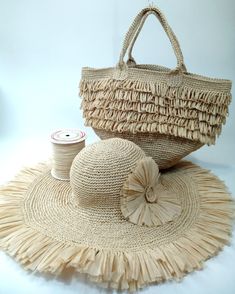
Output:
top-left (118, 7), bottom-right (187, 72)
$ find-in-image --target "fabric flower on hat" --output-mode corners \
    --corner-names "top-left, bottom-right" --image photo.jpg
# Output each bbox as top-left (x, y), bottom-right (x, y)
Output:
top-left (121, 157), bottom-right (181, 227)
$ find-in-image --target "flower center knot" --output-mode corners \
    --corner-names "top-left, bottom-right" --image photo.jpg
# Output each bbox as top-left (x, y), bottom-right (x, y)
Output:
top-left (145, 186), bottom-right (158, 203)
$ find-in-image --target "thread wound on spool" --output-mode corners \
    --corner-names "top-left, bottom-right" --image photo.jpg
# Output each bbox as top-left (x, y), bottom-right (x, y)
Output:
top-left (51, 129), bottom-right (86, 181)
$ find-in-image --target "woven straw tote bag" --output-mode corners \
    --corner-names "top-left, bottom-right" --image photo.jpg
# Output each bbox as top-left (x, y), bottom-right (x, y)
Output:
top-left (80, 6), bottom-right (232, 169)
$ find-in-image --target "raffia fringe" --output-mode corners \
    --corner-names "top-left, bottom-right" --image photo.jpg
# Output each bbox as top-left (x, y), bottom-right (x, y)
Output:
top-left (0, 162), bottom-right (234, 291)
top-left (80, 79), bottom-right (231, 145)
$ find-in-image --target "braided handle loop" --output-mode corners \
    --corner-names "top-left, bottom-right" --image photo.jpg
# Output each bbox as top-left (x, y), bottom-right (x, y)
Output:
top-left (118, 7), bottom-right (187, 73)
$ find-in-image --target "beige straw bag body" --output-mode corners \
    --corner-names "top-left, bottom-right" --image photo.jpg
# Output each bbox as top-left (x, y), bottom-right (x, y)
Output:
top-left (80, 7), bottom-right (232, 169)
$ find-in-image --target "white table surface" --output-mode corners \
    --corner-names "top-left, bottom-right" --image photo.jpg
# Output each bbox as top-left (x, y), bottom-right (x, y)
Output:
top-left (0, 136), bottom-right (235, 294)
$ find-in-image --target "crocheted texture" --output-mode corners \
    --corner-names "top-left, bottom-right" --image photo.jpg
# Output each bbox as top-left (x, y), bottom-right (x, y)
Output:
top-left (0, 155), bottom-right (234, 290)
top-left (80, 73), bottom-right (231, 146)
top-left (70, 138), bottom-right (145, 208)
top-left (121, 157), bottom-right (181, 227)
top-left (93, 128), bottom-right (202, 169)
top-left (80, 6), bottom-right (232, 150)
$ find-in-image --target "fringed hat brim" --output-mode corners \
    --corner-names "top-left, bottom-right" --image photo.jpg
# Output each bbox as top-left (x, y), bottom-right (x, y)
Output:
top-left (0, 161), bottom-right (234, 291)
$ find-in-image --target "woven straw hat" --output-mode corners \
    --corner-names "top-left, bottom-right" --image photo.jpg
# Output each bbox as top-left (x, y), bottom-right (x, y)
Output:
top-left (0, 138), bottom-right (234, 291)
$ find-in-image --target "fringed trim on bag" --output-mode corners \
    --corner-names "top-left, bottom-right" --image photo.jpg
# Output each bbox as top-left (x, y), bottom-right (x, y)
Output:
top-left (83, 108), bottom-right (223, 133)
top-left (84, 118), bottom-right (222, 145)
top-left (79, 79), bottom-right (231, 145)
top-left (79, 79), bottom-right (231, 105)
top-left (82, 96), bottom-right (229, 120)
top-left (80, 85), bottom-right (231, 107)
top-left (82, 99), bottom-right (227, 123)
top-left (83, 107), bottom-right (224, 129)
top-left (0, 162), bottom-right (234, 291)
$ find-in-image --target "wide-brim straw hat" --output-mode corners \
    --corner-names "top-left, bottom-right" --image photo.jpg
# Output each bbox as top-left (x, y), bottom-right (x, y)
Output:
top-left (0, 138), bottom-right (234, 291)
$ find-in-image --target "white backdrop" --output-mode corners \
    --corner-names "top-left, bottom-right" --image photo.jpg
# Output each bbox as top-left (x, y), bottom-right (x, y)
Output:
top-left (0, 0), bottom-right (235, 165)
top-left (0, 0), bottom-right (235, 294)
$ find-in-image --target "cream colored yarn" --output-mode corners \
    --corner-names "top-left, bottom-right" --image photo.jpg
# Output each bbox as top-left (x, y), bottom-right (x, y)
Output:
top-left (51, 129), bottom-right (86, 180)
top-left (0, 138), bottom-right (234, 291)
top-left (51, 142), bottom-right (85, 180)
top-left (70, 138), bottom-right (145, 208)
top-left (79, 6), bottom-right (232, 169)
top-left (94, 129), bottom-right (202, 169)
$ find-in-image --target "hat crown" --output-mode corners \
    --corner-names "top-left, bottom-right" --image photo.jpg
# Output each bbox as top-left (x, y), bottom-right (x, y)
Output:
top-left (70, 138), bottom-right (145, 207)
